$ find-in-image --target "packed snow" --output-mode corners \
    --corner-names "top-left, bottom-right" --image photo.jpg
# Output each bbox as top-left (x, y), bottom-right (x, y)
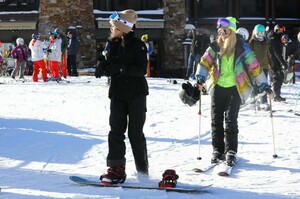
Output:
top-left (0, 75), bottom-right (299, 199)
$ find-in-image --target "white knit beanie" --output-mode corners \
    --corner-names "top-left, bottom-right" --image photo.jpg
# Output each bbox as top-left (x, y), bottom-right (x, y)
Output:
top-left (109, 9), bottom-right (138, 34)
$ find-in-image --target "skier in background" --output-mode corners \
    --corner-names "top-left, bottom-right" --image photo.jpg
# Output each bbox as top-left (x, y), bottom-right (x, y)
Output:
top-left (281, 34), bottom-right (298, 84)
top-left (268, 24), bottom-right (288, 102)
top-left (141, 34), bottom-right (153, 77)
top-left (11, 37), bottom-right (28, 80)
top-left (186, 28), bottom-right (210, 80)
top-left (67, 30), bottom-right (79, 76)
top-left (55, 28), bottom-right (68, 78)
top-left (236, 27), bottom-right (249, 42)
top-left (47, 32), bottom-right (62, 80)
top-left (29, 33), bottom-right (48, 82)
top-left (249, 24), bottom-right (271, 110)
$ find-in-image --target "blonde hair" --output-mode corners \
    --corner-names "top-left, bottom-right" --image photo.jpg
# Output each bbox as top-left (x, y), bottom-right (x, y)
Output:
top-left (217, 29), bottom-right (236, 57)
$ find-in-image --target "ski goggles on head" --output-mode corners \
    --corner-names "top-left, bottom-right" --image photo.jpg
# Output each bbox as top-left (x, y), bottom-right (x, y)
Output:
top-left (217, 18), bottom-right (230, 28)
top-left (110, 11), bottom-right (134, 28)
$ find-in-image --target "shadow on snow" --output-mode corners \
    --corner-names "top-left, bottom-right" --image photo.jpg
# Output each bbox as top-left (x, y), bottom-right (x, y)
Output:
top-left (0, 118), bottom-right (102, 164)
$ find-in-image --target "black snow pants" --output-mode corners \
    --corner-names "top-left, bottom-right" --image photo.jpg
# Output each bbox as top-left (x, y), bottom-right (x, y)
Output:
top-left (211, 85), bottom-right (241, 154)
top-left (107, 96), bottom-right (148, 174)
top-left (270, 69), bottom-right (284, 98)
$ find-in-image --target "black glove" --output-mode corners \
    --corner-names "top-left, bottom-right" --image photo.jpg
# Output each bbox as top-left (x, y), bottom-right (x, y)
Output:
top-left (209, 41), bottom-right (220, 52)
top-left (95, 60), bottom-right (110, 78)
top-left (95, 63), bottom-right (104, 78)
top-left (47, 49), bottom-right (52, 53)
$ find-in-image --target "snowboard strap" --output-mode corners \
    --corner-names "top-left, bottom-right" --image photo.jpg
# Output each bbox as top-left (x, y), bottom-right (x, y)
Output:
top-left (158, 169), bottom-right (179, 188)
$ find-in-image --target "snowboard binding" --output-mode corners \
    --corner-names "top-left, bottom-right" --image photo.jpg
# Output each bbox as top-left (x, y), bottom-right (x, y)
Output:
top-left (158, 169), bottom-right (179, 188)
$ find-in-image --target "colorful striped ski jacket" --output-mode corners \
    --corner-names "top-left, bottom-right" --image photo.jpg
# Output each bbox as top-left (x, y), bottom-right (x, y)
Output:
top-left (195, 35), bottom-right (267, 103)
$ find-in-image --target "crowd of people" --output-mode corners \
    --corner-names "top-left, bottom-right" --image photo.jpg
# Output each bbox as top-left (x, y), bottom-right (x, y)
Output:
top-left (187, 23), bottom-right (299, 106)
top-left (236, 24), bottom-right (299, 104)
top-left (9, 28), bottom-right (79, 82)
top-left (182, 18), bottom-right (300, 171)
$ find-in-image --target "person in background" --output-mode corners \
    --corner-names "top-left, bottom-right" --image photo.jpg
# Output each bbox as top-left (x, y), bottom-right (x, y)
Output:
top-left (96, 9), bottom-right (149, 185)
top-left (55, 28), bottom-right (68, 78)
top-left (186, 28), bottom-right (210, 80)
top-left (0, 50), bottom-right (3, 73)
top-left (249, 24), bottom-right (271, 110)
top-left (47, 32), bottom-right (62, 80)
top-left (195, 17), bottom-right (272, 166)
top-left (297, 32), bottom-right (300, 72)
top-left (29, 33), bottom-right (48, 82)
top-left (141, 34), bottom-right (153, 77)
top-left (268, 24), bottom-right (288, 102)
top-left (11, 37), bottom-right (28, 80)
top-left (236, 27), bottom-right (249, 42)
top-left (67, 31), bottom-right (79, 76)
top-left (281, 34), bottom-right (298, 84)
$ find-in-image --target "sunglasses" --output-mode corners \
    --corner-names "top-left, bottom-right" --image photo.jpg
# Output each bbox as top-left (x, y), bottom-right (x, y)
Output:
top-left (217, 18), bottom-right (230, 28)
top-left (110, 11), bottom-right (134, 28)
top-left (217, 29), bottom-right (230, 36)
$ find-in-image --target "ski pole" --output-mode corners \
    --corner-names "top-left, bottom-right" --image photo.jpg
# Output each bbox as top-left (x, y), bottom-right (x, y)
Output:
top-left (197, 89), bottom-right (202, 160)
top-left (269, 97), bottom-right (278, 158)
top-left (294, 84), bottom-right (300, 115)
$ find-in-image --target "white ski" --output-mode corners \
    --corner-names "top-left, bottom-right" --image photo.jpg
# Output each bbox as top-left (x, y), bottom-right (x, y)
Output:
top-left (216, 158), bottom-right (238, 177)
top-left (192, 162), bottom-right (219, 173)
top-left (216, 162), bottom-right (234, 176)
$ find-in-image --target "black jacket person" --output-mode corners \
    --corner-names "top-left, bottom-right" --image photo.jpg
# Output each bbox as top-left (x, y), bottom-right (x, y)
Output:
top-left (96, 9), bottom-right (149, 185)
top-left (268, 25), bottom-right (287, 101)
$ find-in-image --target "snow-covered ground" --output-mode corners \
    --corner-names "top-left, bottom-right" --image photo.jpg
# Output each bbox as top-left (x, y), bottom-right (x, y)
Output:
top-left (0, 75), bottom-right (299, 199)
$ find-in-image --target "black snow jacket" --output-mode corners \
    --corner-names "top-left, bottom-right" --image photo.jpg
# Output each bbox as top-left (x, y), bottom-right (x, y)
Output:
top-left (105, 32), bottom-right (149, 100)
top-left (268, 32), bottom-right (287, 71)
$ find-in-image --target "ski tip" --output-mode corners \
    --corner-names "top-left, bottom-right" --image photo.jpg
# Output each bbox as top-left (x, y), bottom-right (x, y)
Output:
top-left (192, 168), bottom-right (204, 173)
top-left (217, 172), bottom-right (230, 177)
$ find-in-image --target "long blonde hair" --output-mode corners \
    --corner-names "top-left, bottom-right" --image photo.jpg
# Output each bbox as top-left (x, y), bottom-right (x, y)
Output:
top-left (217, 29), bottom-right (237, 57)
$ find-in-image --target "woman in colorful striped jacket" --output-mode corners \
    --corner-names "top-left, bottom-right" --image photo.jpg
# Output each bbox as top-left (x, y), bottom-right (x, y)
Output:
top-left (195, 17), bottom-right (272, 167)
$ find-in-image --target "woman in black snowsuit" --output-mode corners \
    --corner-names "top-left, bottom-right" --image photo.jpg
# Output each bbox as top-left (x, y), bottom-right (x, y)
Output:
top-left (95, 9), bottom-right (149, 185)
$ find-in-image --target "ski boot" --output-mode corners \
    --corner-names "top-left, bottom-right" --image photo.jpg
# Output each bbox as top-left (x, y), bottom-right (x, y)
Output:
top-left (158, 169), bottom-right (179, 188)
top-left (211, 151), bottom-right (225, 163)
top-left (225, 150), bottom-right (237, 166)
